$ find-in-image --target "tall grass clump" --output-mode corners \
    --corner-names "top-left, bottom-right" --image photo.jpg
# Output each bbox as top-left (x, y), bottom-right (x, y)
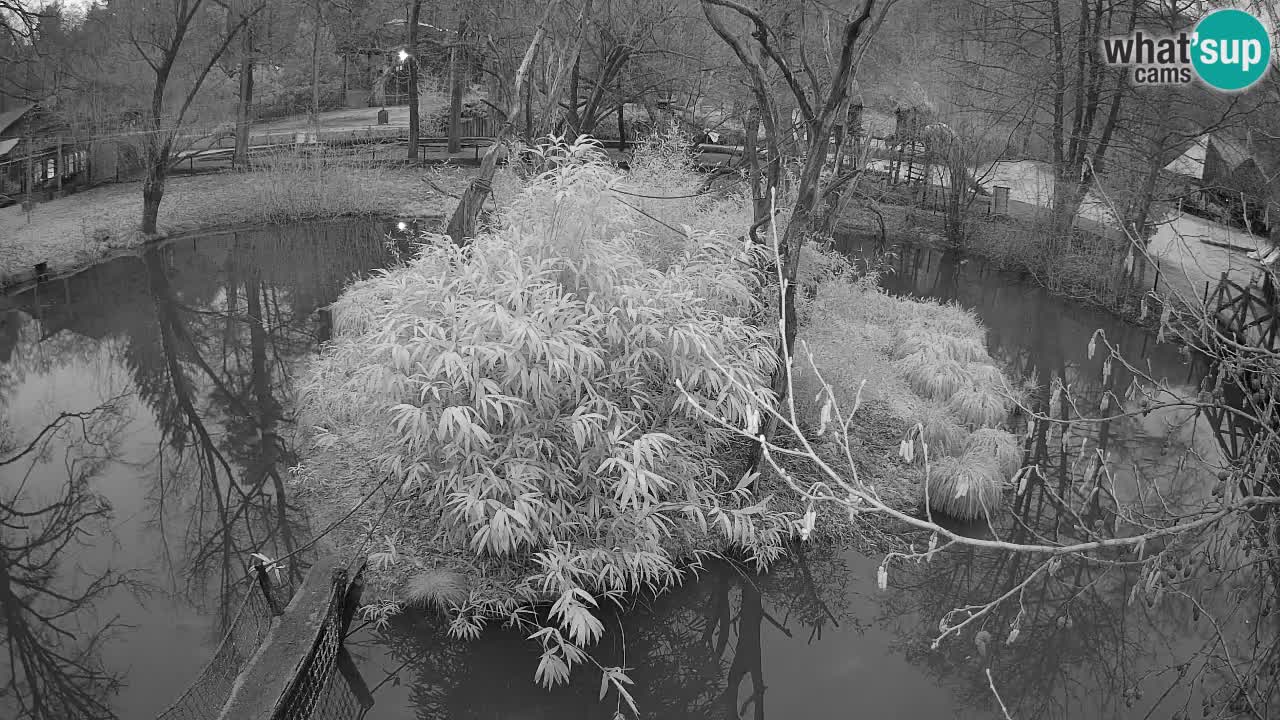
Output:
top-left (915, 402), bottom-right (969, 458)
top-left (902, 354), bottom-right (970, 400)
top-left (893, 327), bottom-right (986, 364)
top-left (298, 137), bottom-right (796, 690)
top-left (926, 455), bottom-right (1003, 522)
top-left (963, 428), bottom-right (1022, 479)
top-left (880, 289), bottom-right (1016, 520)
top-left (948, 383), bottom-right (1012, 427)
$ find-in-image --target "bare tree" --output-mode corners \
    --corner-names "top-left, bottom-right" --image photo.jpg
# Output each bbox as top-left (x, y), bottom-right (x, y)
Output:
top-left (699, 0), bottom-right (897, 450)
top-left (116, 0), bottom-right (264, 234)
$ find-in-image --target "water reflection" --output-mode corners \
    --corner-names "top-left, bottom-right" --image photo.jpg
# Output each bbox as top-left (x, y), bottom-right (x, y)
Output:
top-left (0, 220), bottom-right (409, 718)
top-left (1, 399), bottom-right (131, 720)
top-left (348, 549), bottom-right (956, 720)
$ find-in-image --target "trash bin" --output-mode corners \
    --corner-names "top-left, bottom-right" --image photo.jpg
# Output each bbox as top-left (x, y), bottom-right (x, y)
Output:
top-left (377, 108), bottom-right (389, 125)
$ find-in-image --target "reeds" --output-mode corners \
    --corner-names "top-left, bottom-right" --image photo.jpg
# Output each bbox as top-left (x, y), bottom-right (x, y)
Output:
top-left (245, 148), bottom-right (385, 223)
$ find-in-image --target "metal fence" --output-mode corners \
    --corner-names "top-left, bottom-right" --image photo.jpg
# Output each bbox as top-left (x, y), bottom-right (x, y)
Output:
top-left (154, 566), bottom-right (293, 720)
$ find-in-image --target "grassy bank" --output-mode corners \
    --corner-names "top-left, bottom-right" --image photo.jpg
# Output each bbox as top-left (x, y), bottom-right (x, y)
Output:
top-left (0, 156), bottom-right (473, 287)
top-left (841, 200), bottom-right (1155, 315)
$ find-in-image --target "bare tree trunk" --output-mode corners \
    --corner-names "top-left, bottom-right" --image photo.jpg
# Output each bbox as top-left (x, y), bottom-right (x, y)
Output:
top-left (524, 73), bottom-right (533, 139)
top-left (234, 32), bottom-right (254, 168)
top-left (407, 0), bottom-right (422, 160)
top-left (447, 12), bottom-right (467, 153)
top-left (445, 0), bottom-right (568, 244)
top-left (310, 0), bottom-right (321, 136)
top-left (616, 76), bottom-right (626, 151)
top-left (142, 162), bottom-right (166, 235)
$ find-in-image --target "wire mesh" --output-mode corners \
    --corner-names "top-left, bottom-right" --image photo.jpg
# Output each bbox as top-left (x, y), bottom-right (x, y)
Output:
top-left (273, 573), bottom-right (370, 720)
top-left (154, 572), bottom-right (292, 720)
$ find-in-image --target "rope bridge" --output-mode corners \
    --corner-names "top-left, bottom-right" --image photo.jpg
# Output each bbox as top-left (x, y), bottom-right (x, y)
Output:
top-left (155, 557), bottom-right (373, 720)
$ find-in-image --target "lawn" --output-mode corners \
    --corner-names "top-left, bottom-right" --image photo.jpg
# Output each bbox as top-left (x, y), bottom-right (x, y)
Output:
top-left (0, 162), bottom-right (472, 287)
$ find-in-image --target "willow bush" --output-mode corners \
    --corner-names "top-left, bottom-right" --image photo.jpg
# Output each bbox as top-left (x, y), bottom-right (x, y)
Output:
top-left (298, 137), bottom-right (798, 691)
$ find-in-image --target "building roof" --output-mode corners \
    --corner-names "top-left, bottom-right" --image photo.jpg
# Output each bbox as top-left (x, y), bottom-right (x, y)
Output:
top-left (1209, 132), bottom-right (1251, 170)
top-left (0, 138), bottom-right (19, 158)
top-left (1164, 136), bottom-right (1207, 178)
top-left (1165, 129), bottom-right (1276, 182)
top-left (0, 102), bottom-right (35, 137)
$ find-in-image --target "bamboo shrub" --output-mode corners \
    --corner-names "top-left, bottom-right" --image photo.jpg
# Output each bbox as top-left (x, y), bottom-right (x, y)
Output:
top-left (299, 137), bottom-right (798, 691)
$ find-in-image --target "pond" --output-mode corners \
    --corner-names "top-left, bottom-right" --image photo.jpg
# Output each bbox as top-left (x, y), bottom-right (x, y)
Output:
top-left (0, 219), bottom-right (420, 719)
top-left (1, 222), bottom-right (1266, 719)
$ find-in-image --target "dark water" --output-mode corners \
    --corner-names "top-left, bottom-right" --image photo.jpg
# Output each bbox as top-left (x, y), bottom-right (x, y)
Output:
top-left (0, 219), bottom-right (419, 719)
top-left (2, 224), bottom-right (1262, 720)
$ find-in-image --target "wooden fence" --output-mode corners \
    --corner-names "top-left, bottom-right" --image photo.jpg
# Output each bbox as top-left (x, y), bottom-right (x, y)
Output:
top-left (1206, 270), bottom-right (1280, 350)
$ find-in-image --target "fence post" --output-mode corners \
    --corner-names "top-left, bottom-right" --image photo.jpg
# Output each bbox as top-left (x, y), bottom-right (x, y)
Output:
top-left (255, 561), bottom-right (283, 616)
top-left (339, 563), bottom-right (365, 637)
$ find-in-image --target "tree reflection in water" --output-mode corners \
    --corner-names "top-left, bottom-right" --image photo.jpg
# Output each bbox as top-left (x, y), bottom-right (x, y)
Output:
top-left (0, 220), bottom-right (408, 718)
top-left (346, 548), bottom-right (864, 720)
top-left (1, 400), bottom-right (135, 719)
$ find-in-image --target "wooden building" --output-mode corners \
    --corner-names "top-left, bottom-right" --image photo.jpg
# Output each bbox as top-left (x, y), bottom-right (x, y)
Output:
top-left (0, 103), bottom-right (92, 206)
top-left (1164, 130), bottom-right (1275, 235)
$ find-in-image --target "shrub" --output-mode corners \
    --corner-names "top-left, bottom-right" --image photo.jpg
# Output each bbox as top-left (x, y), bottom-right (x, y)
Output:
top-left (299, 137), bottom-right (794, 686)
top-left (926, 455), bottom-right (1003, 521)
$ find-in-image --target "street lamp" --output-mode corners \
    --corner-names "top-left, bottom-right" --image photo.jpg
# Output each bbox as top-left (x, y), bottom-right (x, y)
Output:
top-left (397, 49), bottom-right (410, 63)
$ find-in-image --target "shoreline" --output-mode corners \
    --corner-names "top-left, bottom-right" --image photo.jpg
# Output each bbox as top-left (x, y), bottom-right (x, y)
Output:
top-left (0, 164), bottom-right (472, 291)
top-left (0, 210), bottom-right (447, 296)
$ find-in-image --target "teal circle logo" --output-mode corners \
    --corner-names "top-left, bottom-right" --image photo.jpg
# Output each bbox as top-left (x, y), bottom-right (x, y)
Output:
top-left (1192, 9), bottom-right (1272, 91)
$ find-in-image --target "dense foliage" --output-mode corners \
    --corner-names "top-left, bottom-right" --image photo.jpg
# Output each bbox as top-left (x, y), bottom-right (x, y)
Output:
top-left (299, 137), bottom-right (799, 689)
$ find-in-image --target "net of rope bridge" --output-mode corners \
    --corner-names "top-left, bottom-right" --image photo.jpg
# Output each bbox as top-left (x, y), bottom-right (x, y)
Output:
top-left (153, 545), bottom-right (372, 720)
top-left (214, 550), bottom-right (372, 720)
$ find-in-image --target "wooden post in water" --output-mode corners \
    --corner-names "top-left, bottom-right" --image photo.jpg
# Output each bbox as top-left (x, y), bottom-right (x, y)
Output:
top-left (255, 560), bottom-right (283, 616)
